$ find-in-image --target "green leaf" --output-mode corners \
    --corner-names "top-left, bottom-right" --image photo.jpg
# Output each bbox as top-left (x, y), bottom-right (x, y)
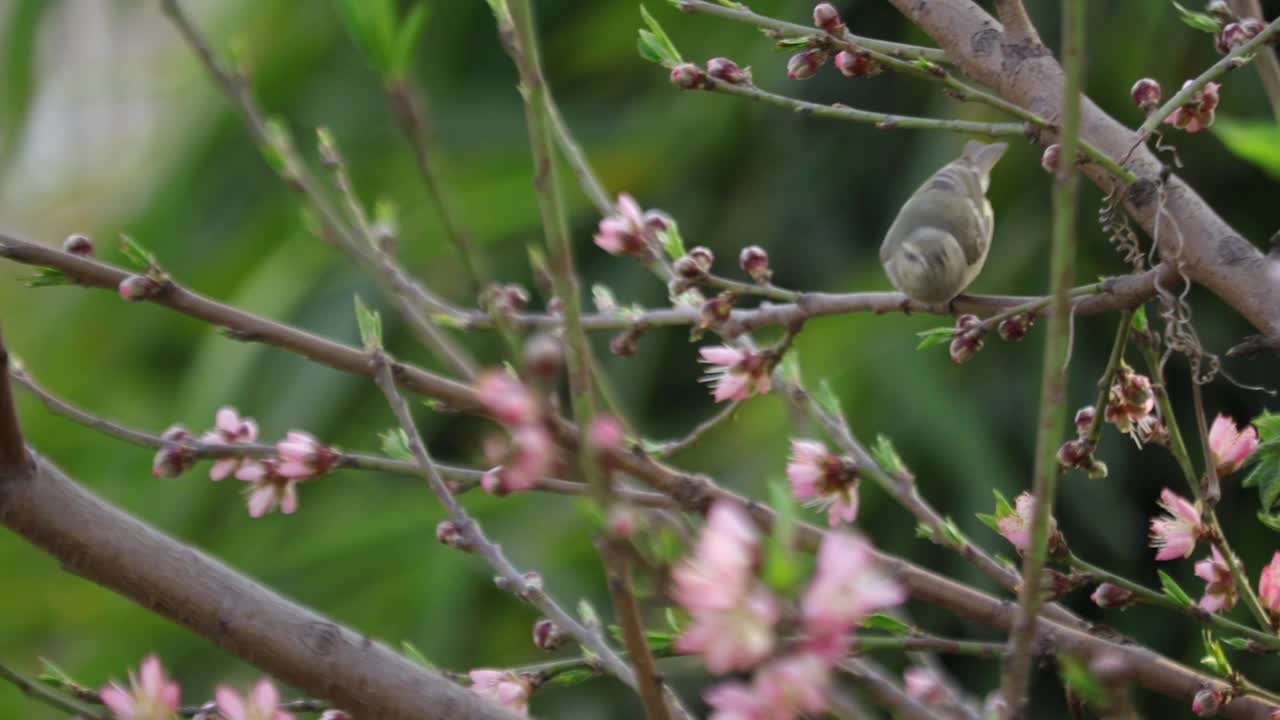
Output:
top-left (639, 4), bottom-right (683, 64)
top-left (36, 658), bottom-right (74, 687)
top-left (975, 513), bottom-right (1000, 533)
top-left (1256, 510), bottom-right (1280, 532)
top-left (1057, 655), bottom-right (1107, 707)
top-left (776, 350), bottom-right (802, 386)
top-left (483, 0), bottom-right (511, 25)
top-left (1200, 630), bottom-right (1233, 677)
top-left (380, 428), bottom-right (413, 460)
top-left (260, 117), bottom-right (294, 176)
top-left (1220, 637), bottom-right (1251, 650)
top-left (763, 481), bottom-right (801, 592)
top-left (1172, 1), bottom-right (1223, 33)
top-left (774, 37), bottom-right (812, 50)
top-left (392, 4), bottom-right (431, 81)
top-left (656, 220), bottom-right (685, 260)
top-left (547, 668), bottom-right (596, 687)
top-left (637, 29), bottom-right (670, 65)
top-left (1157, 570), bottom-right (1194, 607)
top-left (992, 488), bottom-right (1014, 516)
top-left (870, 434), bottom-right (909, 479)
top-left (862, 613), bottom-right (912, 634)
top-left (1214, 116), bottom-right (1280, 180)
top-left (118, 234), bottom-right (157, 270)
top-left (335, 0), bottom-right (396, 77)
top-left (354, 295), bottom-right (383, 350)
top-left (813, 379), bottom-right (842, 419)
top-left (1130, 305), bottom-right (1148, 333)
top-left (23, 266), bottom-right (68, 288)
top-left (916, 326), bottom-right (956, 349)
top-left (400, 640), bottom-right (434, 668)
top-left (592, 284), bottom-right (619, 314)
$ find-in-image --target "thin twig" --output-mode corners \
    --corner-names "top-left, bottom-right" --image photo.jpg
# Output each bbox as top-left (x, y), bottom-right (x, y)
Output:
top-left (0, 661), bottom-right (106, 719)
top-left (1001, 1), bottom-right (1085, 715)
top-left (839, 658), bottom-right (936, 720)
top-left (1082, 311), bottom-right (1135, 451)
top-left (597, 538), bottom-right (678, 720)
top-left (652, 401), bottom-right (740, 457)
top-left (1191, 377), bottom-right (1221, 506)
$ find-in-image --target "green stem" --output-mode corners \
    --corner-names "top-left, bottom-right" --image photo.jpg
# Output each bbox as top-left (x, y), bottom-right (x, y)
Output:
top-left (1068, 553), bottom-right (1280, 652)
top-left (707, 80), bottom-right (1027, 139)
top-left (545, 96), bottom-right (613, 216)
top-left (1001, 1), bottom-right (1085, 714)
top-left (0, 662), bottom-right (105, 719)
top-left (1138, 16), bottom-right (1280, 136)
top-left (702, 273), bottom-right (799, 302)
top-left (505, 0), bottom-right (604, 502)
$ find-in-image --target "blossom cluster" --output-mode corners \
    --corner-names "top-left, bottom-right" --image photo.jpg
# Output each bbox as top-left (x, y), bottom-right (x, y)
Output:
top-left (475, 370), bottom-right (555, 495)
top-left (785, 439), bottom-right (859, 526)
top-left (671, 501), bottom-right (906, 719)
top-left (152, 406), bottom-right (337, 517)
top-left (99, 655), bottom-right (330, 720)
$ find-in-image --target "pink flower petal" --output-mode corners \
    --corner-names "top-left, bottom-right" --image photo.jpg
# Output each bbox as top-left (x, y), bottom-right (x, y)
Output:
top-left (99, 685), bottom-right (135, 715)
top-left (216, 686), bottom-right (247, 720)
top-left (699, 346), bottom-right (745, 367)
top-left (248, 487), bottom-right (276, 518)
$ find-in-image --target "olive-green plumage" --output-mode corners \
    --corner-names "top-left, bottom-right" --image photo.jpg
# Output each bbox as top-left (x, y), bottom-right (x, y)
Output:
top-left (880, 140), bottom-right (1008, 304)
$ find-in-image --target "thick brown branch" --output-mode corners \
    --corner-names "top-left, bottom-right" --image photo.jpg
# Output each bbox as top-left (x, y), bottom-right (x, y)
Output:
top-left (0, 328), bottom-right (29, 472)
top-left (0, 454), bottom-right (517, 720)
top-left (885, 0), bottom-right (1280, 336)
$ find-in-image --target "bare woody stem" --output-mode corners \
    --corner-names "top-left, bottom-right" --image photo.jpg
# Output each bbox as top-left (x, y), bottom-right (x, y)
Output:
top-left (1137, 16), bottom-right (1280, 136)
top-left (368, 348), bottom-right (641, 691)
top-left (0, 661), bottom-right (103, 719)
top-left (839, 658), bottom-right (936, 720)
top-left (1082, 311), bottom-right (1134, 449)
top-left (597, 538), bottom-right (679, 720)
top-left (503, 0), bottom-right (605, 502)
top-left (1226, 0), bottom-right (1280, 122)
top-left (1001, 1), bottom-right (1085, 715)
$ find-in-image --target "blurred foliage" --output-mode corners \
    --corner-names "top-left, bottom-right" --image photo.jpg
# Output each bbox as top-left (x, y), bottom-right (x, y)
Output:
top-left (1, 0), bottom-right (1279, 717)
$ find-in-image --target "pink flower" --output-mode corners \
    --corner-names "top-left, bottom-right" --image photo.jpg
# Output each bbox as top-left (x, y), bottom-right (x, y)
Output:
top-left (99, 655), bottom-right (180, 720)
top-left (786, 440), bottom-right (859, 526)
top-left (1149, 488), bottom-right (1203, 561)
top-left (594, 194), bottom-right (670, 255)
top-left (675, 586), bottom-right (779, 674)
top-left (802, 532), bottom-right (906, 643)
top-left (484, 425), bottom-right (555, 494)
top-left (699, 346), bottom-right (771, 403)
top-left (1105, 365), bottom-right (1157, 441)
top-left (671, 501), bottom-right (760, 612)
top-left (1195, 546), bottom-right (1240, 613)
top-left (1259, 551), bottom-right (1280, 615)
top-left (202, 406), bottom-right (259, 481)
top-left (705, 681), bottom-right (770, 720)
top-left (754, 653), bottom-right (830, 716)
top-left (236, 461), bottom-right (300, 518)
top-left (1163, 81), bottom-right (1220, 133)
top-left (589, 415), bottom-right (625, 453)
top-left (996, 492), bottom-right (1035, 555)
top-left (274, 431), bottom-right (337, 480)
top-left (1209, 414), bottom-right (1258, 477)
top-left (215, 679), bottom-right (292, 720)
top-left (468, 670), bottom-right (531, 715)
top-left (476, 370), bottom-right (539, 427)
top-left (903, 666), bottom-right (947, 706)
top-left (152, 425), bottom-right (196, 479)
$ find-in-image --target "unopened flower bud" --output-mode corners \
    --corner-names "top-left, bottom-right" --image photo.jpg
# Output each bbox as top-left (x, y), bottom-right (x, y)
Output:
top-left (786, 50), bottom-right (827, 80)
top-left (1193, 687), bottom-right (1226, 717)
top-left (706, 57), bottom-right (751, 85)
top-left (62, 234), bottom-right (94, 257)
top-left (813, 3), bottom-right (843, 34)
top-left (671, 63), bottom-right (708, 90)
top-left (532, 618), bottom-right (564, 650)
top-left (739, 245), bottom-right (771, 283)
top-left (118, 274), bottom-right (159, 301)
top-left (607, 506), bottom-right (640, 538)
top-left (1087, 458), bottom-right (1109, 479)
top-left (1240, 17), bottom-right (1265, 37)
top-left (1206, 0), bottom-right (1232, 23)
top-left (1057, 439), bottom-right (1091, 468)
top-left (674, 254), bottom-right (707, 280)
top-left (949, 332), bottom-right (983, 363)
top-left (1090, 582), bottom-right (1137, 609)
top-left (700, 292), bottom-right (736, 329)
top-left (643, 209), bottom-right (674, 234)
top-left (481, 468), bottom-right (504, 495)
top-left (1040, 144), bottom-right (1061, 173)
top-left (688, 246), bottom-right (714, 272)
top-left (589, 415), bottom-right (625, 453)
top-left (521, 570), bottom-right (544, 595)
top-left (956, 314), bottom-right (981, 332)
top-left (523, 333), bottom-right (562, 380)
top-left (998, 313), bottom-right (1034, 342)
top-left (834, 50), bottom-right (882, 78)
top-left (1074, 406), bottom-right (1096, 436)
top-left (1131, 78), bottom-right (1162, 112)
top-left (436, 520), bottom-right (469, 550)
top-left (610, 328), bottom-right (642, 358)
top-left (1217, 22), bottom-right (1251, 53)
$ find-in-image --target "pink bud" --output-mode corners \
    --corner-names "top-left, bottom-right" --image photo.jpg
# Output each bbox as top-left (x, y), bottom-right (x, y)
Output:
top-left (1240, 18), bottom-right (1265, 37)
top-left (485, 283), bottom-right (529, 315)
top-left (674, 254), bottom-right (707, 279)
top-left (739, 245), bottom-right (771, 283)
top-left (1131, 78), bottom-right (1162, 111)
top-left (706, 57), bottom-right (751, 85)
top-left (1090, 582), bottom-right (1136, 609)
top-left (1074, 406), bottom-right (1096, 436)
top-left (949, 333), bottom-right (983, 364)
top-left (956, 314), bottom-right (981, 331)
top-left (62, 234), bottom-right (94, 257)
top-left (589, 415), bottom-right (625, 453)
top-left (688, 246), bottom-right (715, 272)
top-left (1057, 439), bottom-right (1091, 469)
top-left (607, 506), bottom-right (640, 538)
top-left (786, 50), bottom-right (827, 80)
top-left (1217, 22), bottom-right (1251, 53)
top-left (319, 712), bottom-right (352, 720)
top-left (521, 570), bottom-right (544, 595)
top-left (436, 520), bottom-right (468, 550)
top-left (834, 50), bottom-right (882, 79)
top-left (1040, 144), bottom-right (1061, 173)
top-left (1193, 687), bottom-right (1226, 716)
top-left (812, 3), bottom-right (843, 34)
top-left (523, 333), bottom-right (562, 380)
top-left (998, 313), bottom-right (1033, 342)
top-left (532, 618), bottom-right (564, 650)
top-left (671, 63), bottom-right (708, 90)
top-left (118, 274), bottom-right (159, 301)
top-left (610, 329), bottom-right (641, 358)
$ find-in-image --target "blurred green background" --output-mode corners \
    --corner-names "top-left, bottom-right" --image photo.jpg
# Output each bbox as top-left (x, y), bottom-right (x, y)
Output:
top-left (2, 0), bottom-right (1279, 717)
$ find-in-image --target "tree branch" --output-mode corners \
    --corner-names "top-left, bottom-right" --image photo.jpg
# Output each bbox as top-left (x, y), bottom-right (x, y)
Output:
top-left (885, 0), bottom-right (1280, 336)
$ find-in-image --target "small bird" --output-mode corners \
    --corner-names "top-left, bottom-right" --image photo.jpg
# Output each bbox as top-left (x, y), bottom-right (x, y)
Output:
top-left (880, 140), bottom-right (1008, 306)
